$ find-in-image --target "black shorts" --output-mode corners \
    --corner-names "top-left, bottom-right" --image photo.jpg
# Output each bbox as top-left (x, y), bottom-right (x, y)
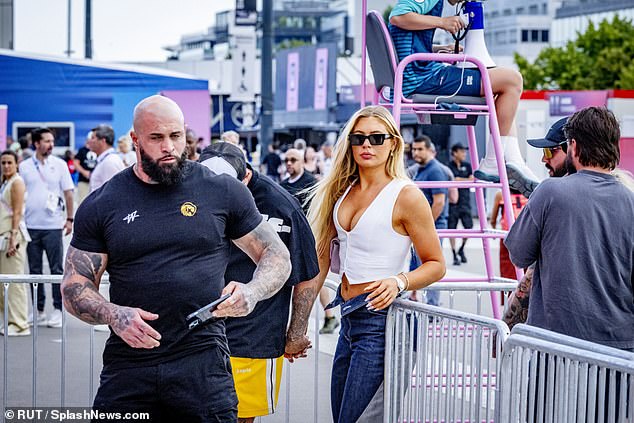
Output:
top-left (93, 345), bottom-right (238, 423)
top-left (448, 206), bottom-right (473, 230)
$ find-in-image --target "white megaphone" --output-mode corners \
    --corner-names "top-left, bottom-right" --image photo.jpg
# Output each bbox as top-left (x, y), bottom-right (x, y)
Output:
top-left (457, 1), bottom-right (496, 69)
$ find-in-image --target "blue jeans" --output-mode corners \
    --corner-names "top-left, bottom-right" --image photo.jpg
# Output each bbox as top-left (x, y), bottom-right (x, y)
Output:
top-left (26, 229), bottom-right (64, 311)
top-left (327, 288), bottom-right (388, 422)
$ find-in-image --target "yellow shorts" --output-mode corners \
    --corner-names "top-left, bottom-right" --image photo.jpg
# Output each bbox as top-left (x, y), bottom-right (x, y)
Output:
top-left (230, 356), bottom-right (284, 418)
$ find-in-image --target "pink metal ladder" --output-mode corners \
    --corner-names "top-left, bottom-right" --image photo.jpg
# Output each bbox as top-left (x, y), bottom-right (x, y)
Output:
top-left (360, 1), bottom-right (523, 320)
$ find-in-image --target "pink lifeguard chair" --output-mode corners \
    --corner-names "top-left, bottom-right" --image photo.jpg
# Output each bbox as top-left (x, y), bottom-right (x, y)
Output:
top-left (360, 2), bottom-right (522, 319)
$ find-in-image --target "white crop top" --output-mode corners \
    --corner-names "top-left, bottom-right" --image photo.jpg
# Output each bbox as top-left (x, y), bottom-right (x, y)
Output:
top-left (333, 178), bottom-right (413, 284)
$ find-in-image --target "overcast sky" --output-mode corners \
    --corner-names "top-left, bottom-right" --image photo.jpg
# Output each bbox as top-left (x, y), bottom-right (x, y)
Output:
top-left (14, 0), bottom-right (226, 62)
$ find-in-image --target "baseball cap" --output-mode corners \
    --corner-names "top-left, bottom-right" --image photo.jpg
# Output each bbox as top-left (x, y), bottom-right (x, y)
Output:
top-left (527, 117), bottom-right (568, 148)
top-left (199, 142), bottom-right (247, 181)
top-left (451, 143), bottom-right (469, 152)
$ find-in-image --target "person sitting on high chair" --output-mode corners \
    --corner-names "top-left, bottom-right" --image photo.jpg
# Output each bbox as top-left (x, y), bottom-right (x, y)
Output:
top-left (388, 0), bottom-right (538, 183)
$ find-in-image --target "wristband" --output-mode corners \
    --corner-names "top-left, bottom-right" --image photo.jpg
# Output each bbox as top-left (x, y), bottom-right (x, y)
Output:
top-left (398, 272), bottom-right (411, 291)
top-left (66, 218), bottom-right (74, 222)
top-left (391, 276), bottom-right (406, 293)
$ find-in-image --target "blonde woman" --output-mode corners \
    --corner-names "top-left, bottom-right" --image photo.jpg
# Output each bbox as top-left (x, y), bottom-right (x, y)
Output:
top-left (307, 106), bottom-right (445, 422)
top-left (0, 150), bottom-right (30, 336)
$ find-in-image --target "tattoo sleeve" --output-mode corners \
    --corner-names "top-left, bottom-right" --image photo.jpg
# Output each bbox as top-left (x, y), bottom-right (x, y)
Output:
top-left (61, 246), bottom-right (114, 325)
top-left (233, 220), bottom-right (292, 302)
top-left (287, 277), bottom-right (319, 341)
top-left (503, 265), bottom-right (534, 331)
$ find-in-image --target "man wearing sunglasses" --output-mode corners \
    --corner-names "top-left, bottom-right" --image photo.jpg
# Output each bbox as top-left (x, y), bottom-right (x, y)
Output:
top-left (506, 117), bottom-right (574, 198)
top-left (280, 148), bottom-right (317, 214)
top-left (505, 107), bottom-right (634, 352)
top-left (407, 135), bottom-right (448, 306)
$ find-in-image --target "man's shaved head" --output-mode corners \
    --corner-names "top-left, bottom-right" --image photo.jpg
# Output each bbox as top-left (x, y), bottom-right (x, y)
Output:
top-left (133, 95), bottom-right (185, 135)
top-left (130, 95), bottom-right (187, 185)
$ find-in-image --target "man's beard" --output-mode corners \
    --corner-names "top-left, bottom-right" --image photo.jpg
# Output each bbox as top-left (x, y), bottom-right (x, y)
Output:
top-left (546, 163), bottom-right (568, 178)
top-left (139, 146), bottom-right (186, 185)
top-left (563, 152), bottom-right (578, 176)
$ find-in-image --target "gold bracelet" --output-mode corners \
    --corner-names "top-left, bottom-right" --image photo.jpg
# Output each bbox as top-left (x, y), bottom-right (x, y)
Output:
top-left (398, 272), bottom-right (411, 291)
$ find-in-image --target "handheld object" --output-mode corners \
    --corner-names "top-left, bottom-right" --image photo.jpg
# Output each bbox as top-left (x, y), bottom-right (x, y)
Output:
top-left (186, 293), bottom-right (231, 330)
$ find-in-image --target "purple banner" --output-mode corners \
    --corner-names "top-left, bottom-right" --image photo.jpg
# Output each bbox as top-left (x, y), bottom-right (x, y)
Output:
top-left (286, 52), bottom-right (299, 112)
top-left (314, 48), bottom-right (328, 110)
top-left (161, 90), bottom-right (211, 147)
top-left (0, 106), bottom-right (6, 151)
top-left (548, 91), bottom-right (608, 116)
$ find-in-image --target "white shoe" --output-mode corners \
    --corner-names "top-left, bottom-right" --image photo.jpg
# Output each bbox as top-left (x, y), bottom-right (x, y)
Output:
top-left (0, 324), bottom-right (31, 337)
top-left (47, 309), bottom-right (63, 328)
top-left (28, 311), bottom-right (47, 327)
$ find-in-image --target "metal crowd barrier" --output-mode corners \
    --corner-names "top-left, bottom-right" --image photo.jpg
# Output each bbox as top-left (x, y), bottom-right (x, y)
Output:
top-left (1, 274), bottom-right (110, 411)
top-left (421, 281), bottom-right (518, 316)
top-left (496, 325), bottom-right (634, 423)
top-left (1, 275), bottom-right (343, 423)
top-left (384, 298), bottom-right (510, 423)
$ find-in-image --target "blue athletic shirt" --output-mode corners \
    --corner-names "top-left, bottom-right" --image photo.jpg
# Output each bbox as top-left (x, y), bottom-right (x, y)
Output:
top-left (71, 162), bottom-right (263, 369)
top-left (389, 0), bottom-right (446, 98)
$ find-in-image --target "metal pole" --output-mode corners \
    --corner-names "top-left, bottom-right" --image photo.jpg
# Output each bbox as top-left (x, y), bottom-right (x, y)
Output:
top-left (259, 0), bottom-right (274, 156)
top-left (84, 0), bottom-right (92, 58)
top-left (66, 0), bottom-right (72, 57)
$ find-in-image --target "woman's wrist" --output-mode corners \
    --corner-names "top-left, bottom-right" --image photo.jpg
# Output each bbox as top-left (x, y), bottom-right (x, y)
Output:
top-left (397, 272), bottom-right (411, 291)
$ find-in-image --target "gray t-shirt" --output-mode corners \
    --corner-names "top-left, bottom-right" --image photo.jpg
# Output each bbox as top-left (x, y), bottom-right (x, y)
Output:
top-left (505, 170), bottom-right (634, 350)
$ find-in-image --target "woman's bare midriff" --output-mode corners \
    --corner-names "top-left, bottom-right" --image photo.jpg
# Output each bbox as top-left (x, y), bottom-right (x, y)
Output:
top-left (340, 274), bottom-right (375, 301)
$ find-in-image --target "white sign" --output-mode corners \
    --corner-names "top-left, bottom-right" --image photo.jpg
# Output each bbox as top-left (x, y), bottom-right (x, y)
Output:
top-left (231, 102), bottom-right (258, 129)
top-left (229, 26), bottom-right (257, 103)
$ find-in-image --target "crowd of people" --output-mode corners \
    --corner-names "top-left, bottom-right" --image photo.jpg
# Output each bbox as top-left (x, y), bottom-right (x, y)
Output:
top-left (0, 95), bottom-right (630, 422)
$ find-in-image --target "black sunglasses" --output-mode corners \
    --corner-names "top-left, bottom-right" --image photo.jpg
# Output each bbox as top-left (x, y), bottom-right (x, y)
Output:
top-left (348, 133), bottom-right (392, 146)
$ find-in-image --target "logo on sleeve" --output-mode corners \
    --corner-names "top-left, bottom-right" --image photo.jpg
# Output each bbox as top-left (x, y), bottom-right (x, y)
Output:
top-left (181, 202), bottom-right (197, 217)
top-left (123, 210), bottom-right (140, 224)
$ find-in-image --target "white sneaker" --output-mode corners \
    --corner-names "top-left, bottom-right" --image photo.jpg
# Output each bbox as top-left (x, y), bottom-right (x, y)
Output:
top-left (474, 157), bottom-right (501, 182)
top-left (47, 309), bottom-right (63, 328)
top-left (28, 311), bottom-right (47, 327)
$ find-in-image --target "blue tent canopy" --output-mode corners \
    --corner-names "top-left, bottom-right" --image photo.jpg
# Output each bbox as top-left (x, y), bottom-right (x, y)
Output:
top-left (0, 49), bottom-right (208, 151)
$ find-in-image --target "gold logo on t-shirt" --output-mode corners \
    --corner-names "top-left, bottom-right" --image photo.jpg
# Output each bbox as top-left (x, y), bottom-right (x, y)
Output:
top-left (180, 202), bottom-right (197, 217)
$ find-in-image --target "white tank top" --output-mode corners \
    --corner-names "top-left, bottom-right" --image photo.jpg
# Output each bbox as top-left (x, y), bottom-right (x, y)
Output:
top-left (333, 178), bottom-right (413, 284)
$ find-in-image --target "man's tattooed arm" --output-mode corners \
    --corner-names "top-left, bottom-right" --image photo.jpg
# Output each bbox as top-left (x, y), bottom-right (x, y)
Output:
top-left (62, 246), bottom-right (112, 325)
top-left (285, 276), bottom-right (319, 360)
top-left (215, 220), bottom-right (291, 318)
top-left (503, 265), bottom-right (534, 331)
top-left (62, 246), bottom-right (161, 349)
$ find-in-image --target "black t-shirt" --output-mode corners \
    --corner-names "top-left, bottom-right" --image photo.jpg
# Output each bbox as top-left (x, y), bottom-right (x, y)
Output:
top-left (225, 172), bottom-right (319, 358)
top-left (280, 171), bottom-right (317, 214)
top-left (449, 160), bottom-right (473, 209)
top-left (75, 146), bottom-right (97, 183)
top-left (71, 162), bottom-right (263, 369)
top-left (261, 152), bottom-right (282, 177)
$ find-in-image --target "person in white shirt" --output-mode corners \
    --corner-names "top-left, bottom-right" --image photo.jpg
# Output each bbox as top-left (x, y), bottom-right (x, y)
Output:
top-left (117, 134), bottom-right (136, 167)
top-left (87, 125), bottom-right (126, 193)
top-left (19, 127), bottom-right (74, 328)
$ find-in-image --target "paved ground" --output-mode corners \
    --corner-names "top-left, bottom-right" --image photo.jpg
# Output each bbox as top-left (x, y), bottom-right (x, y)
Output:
top-left (0, 227), bottom-right (508, 422)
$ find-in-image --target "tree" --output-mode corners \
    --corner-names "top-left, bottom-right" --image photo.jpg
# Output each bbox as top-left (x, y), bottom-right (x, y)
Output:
top-left (515, 16), bottom-right (634, 90)
top-left (383, 6), bottom-right (393, 25)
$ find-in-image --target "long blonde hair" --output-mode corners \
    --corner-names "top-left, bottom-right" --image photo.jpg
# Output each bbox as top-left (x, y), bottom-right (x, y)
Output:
top-left (306, 106), bottom-right (409, 255)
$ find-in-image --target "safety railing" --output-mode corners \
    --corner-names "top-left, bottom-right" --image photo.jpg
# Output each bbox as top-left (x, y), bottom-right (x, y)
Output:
top-left (496, 326), bottom-right (634, 423)
top-left (1, 275), bottom-right (342, 423)
top-left (421, 281), bottom-right (517, 316)
top-left (1, 274), bottom-right (110, 411)
top-left (384, 298), bottom-right (510, 423)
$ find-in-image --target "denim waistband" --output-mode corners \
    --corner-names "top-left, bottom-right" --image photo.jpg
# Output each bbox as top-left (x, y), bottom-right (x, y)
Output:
top-left (325, 285), bottom-right (377, 317)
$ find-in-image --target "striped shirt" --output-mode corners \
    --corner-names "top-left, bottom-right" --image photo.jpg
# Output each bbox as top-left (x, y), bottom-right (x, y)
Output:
top-left (389, 0), bottom-right (445, 98)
